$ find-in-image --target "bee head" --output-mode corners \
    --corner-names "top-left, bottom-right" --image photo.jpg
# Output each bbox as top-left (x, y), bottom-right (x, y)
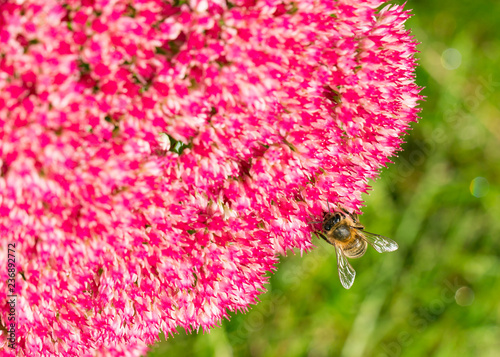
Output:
top-left (323, 213), bottom-right (343, 232)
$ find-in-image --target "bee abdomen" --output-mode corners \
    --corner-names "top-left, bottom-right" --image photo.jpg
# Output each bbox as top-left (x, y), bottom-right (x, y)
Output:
top-left (343, 237), bottom-right (367, 259)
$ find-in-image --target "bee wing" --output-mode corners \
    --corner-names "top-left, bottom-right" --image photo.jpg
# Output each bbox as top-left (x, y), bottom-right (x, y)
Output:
top-left (360, 231), bottom-right (399, 253)
top-left (334, 243), bottom-right (356, 289)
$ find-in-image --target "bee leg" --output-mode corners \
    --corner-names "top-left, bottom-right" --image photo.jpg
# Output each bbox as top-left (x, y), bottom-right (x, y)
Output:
top-left (339, 206), bottom-right (350, 216)
top-left (338, 206), bottom-right (359, 221)
top-left (315, 231), bottom-right (333, 245)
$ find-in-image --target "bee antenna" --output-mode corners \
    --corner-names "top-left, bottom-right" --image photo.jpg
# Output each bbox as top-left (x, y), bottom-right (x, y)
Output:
top-left (327, 199), bottom-right (332, 213)
top-left (307, 214), bottom-right (323, 225)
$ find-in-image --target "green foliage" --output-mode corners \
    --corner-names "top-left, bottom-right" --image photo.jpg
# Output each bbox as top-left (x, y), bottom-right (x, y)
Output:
top-left (149, 1), bottom-right (500, 356)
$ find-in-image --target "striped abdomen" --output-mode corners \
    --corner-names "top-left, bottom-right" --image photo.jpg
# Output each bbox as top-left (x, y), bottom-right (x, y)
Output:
top-left (339, 233), bottom-right (367, 259)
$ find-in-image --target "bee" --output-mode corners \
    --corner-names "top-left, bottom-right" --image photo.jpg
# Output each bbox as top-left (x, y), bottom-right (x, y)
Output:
top-left (314, 205), bottom-right (398, 289)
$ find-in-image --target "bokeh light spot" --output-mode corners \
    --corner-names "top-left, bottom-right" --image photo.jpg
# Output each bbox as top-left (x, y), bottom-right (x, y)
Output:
top-left (441, 48), bottom-right (462, 70)
top-left (470, 177), bottom-right (489, 197)
top-left (455, 286), bottom-right (474, 306)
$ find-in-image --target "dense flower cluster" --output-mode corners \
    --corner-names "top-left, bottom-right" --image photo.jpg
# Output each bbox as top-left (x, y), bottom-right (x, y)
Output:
top-left (0, 0), bottom-right (420, 355)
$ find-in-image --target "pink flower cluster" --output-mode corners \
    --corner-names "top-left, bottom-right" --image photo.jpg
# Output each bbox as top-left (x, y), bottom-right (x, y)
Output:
top-left (0, 0), bottom-right (420, 355)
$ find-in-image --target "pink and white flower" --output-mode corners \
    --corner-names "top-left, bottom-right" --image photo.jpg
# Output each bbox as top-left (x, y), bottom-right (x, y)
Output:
top-left (0, 0), bottom-right (421, 355)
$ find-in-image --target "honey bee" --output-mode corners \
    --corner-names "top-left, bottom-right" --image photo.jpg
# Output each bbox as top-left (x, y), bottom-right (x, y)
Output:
top-left (315, 205), bottom-right (398, 289)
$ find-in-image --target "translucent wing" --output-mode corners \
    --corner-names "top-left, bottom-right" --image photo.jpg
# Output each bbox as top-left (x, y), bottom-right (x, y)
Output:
top-left (334, 244), bottom-right (356, 289)
top-left (360, 231), bottom-right (399, 253)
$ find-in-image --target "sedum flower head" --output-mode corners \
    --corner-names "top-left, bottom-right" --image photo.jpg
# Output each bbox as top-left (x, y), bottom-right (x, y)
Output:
top-left (0, 0), bottom-right (421, 355)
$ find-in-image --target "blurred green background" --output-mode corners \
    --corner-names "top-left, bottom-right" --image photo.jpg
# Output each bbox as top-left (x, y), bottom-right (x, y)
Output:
top-left (149, 0), bottom-right (500, 356)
